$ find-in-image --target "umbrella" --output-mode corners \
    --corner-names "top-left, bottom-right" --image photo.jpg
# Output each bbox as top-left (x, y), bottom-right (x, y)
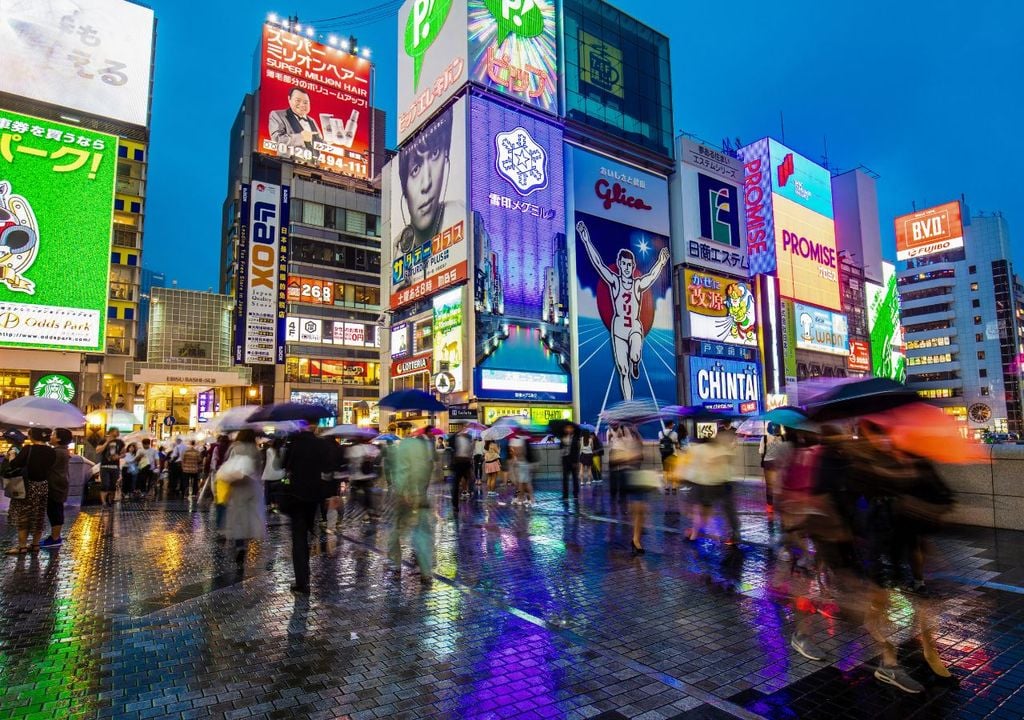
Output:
top-left (2, 428), bottom-right (27, 444)
top-left (0, 396), bottom-right (87, 428)
top-left (482, 425), bottom-right (515, 441)
top-left (861, 402), bottom-right (989, 465)
top-left (659, 404), bottom-right (692, 417)
top-left (373, 433), bottom-right (400, 443)
top-left (378, 389), bottom-right (446, 412)
top-left (806, 378), bottom-right (919, 421)
top-left (94, 408), bottom-right (141, 429)
top-left (599, 399), bottom-right (664, 424)
top-left (122, 431), bottom-right (154, 445)
top-left (578, 422), bottom-right (596, 432)
top-left (322, 424), bottom-right (377, 439)
top-left (760, 406), bottom-right (811, 428)
top-left (735, 419), bottom-right (767, 436)
top-left (207, 405), bottom-right (263, 432)
top-left (492, 414), bottom-right (529, 427)
top-left (247, 402), bottom-right (334, 424)
top-left (412, 426), bottom-right (445, 437)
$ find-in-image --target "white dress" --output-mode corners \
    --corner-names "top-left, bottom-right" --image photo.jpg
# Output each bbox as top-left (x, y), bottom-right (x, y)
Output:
top-left (223, 443), bottom-right (266, 541)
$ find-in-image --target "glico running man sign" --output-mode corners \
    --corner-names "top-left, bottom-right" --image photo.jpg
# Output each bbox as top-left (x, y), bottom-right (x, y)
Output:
top-left (235, 182), bottom-right (289, 365)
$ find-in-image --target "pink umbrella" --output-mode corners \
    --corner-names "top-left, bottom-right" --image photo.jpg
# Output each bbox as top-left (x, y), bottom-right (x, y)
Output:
top-left (862, 402), bottom-right (989, 465)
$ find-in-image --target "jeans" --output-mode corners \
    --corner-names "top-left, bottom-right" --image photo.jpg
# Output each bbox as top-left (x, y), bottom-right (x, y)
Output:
top-left (561, 457), bottom-right (580, 502)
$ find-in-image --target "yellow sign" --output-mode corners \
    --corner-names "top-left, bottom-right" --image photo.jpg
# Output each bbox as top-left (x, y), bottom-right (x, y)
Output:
top-left (483, 406), bottom-right (529, 426)
top-left (531, 407), bottom-right (572, 425)
top-left (579, 30), bottom-right (624, 99)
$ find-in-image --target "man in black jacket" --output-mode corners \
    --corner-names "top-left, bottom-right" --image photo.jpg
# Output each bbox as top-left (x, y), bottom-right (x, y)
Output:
top-left (282, 425), bottom-right (329, 594)
top-left (560, 423), bottom-right (581, 508)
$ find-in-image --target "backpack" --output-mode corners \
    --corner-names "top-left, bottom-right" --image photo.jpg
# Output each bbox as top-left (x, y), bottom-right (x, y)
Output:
top-left (659, 431), bottom-right (675, 458)
top-left (783, 445), bottom-right (823, 495)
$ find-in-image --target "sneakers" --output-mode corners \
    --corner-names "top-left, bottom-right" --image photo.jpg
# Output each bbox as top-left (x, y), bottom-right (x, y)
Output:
top-left (39, 537), bottom-right (63, 550)
top-left (790, 634), bottom-right (826, 661)
top-left (874, 664), bottom-right (924, 694)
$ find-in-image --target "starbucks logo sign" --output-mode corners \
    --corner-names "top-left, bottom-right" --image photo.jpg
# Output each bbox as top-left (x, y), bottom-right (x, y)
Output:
top-left (33, 374), bottom-right (75, 403)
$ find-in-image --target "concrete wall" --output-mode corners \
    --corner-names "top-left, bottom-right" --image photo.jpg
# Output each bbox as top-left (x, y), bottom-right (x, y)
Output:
top-left (938, 444), bottom-right (1024, 530)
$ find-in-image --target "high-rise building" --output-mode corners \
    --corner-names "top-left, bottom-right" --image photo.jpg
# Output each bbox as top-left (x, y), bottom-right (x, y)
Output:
top-left (220, 20), bottom-right (385, 425)
top-left (382, 0), bottom-right (676, 435)
top-left (0, 0), bottom-right (156, 419)
top-left (897, 206), bottom-right (1024, 434)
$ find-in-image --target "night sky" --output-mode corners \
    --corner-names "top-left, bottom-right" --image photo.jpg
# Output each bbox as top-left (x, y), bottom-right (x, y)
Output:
top-left (141, 0), bottom-right (1022, 290)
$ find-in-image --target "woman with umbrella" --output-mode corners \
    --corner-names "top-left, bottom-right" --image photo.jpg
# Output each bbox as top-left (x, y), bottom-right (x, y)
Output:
top-left (4, 427), bottom-right (56, 555)
top-left (219, 429), bottom-right (265, 567)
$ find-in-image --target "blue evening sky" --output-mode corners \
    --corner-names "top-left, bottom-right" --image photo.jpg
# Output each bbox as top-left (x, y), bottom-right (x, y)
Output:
top-left (141, 0), bottom-right (1022, 290)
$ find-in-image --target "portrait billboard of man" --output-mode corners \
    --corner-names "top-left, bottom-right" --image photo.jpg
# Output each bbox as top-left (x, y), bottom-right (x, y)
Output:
top-left (268, 88), bottom-right (324, 157)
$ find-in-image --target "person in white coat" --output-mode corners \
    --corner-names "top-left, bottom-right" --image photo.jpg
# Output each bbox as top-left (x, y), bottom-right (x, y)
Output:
top-left (222, 429), bottom-right (266, 567)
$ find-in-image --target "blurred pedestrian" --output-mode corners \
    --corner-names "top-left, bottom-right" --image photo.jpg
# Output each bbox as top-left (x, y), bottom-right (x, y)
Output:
top-left (122, 442), bottom-right (139, 498)
top-left (510, 433), bottom-right (535, 507)
top-left (388, 429), bottom-right (435, 586)
top-left (347, 438), bottom-right (379, 522)
top-left (483, 441), bottom-right (501, 499)
top-left (607, 425), bottom-right (630, 508)
top-left (168, 437), bottom-right (185, 496)
top-left (135, 438), bottom-right (159, 497)
top-left (5, 427), bottom-right (56, 554)
top-left (40, 428), bottom-right (72, 550)
top-left (686, 424), bottom-right (741, 544)
top-left (96, 429), bottom-right (124, 507)
top-left (320, 438), bottom-right (345, 534)
top-left (560, 423), bottom-right (581, 508)
top-left (281, 422), bottom-right (329, 594)
top-left (579, 431), bottom-right (595, 485)
top-left (658, 421), bottom-right (679, 495)
top-left (473, 435), bottom-right (485, 487)
top-left (221, 429), bottom-right (265, 568)
top-left (451, 430), bottom-right (474, 503)
top-left (619, 425), bottom-right (653, 554)
top-left (181, 440), bottom-right (202, 498)
top-left (761, 423), bottom-right (794, 518)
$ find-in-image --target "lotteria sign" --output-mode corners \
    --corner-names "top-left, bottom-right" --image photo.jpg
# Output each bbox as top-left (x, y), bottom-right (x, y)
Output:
top-left (688, 356), bottom-right (760, 416)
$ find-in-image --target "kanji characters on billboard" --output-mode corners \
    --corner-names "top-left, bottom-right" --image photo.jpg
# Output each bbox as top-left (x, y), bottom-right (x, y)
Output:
top-left (257, 24), bottom-right (373, 180)
top-left (894, 201), bottom-right (964, 261)
top-left (682, 269), bottom-right (758, 348)
top-left (0, 109), bottom-right (116, 352)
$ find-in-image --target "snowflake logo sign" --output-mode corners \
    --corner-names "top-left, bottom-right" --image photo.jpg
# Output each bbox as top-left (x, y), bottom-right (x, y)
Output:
top-left (495, 126), bottom-right (547, 195)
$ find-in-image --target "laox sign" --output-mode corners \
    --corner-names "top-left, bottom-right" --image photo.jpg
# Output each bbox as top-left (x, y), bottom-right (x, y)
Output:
top-left (250, 196), bottom-right (278, 290)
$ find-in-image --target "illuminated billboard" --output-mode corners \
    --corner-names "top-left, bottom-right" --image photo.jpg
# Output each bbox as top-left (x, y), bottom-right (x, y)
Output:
top-left (398, 0), bottom-right (468, 145)
top-left (848, 339), bottom-right (871, 372)
top-left (468, 0), bottom-right (558, 114)
top-left (866, 262), bottom-right (906, 381)
top-left (235, 182), bottom-right (289, 365)
top-left (682, 269), bottom-right (757, 347)
top-left (571, 146), bottom-right (675, 433)
top-left (389, 98), bottom-right (468, 309)
top-left (0, 110), bottom-right (116, 352)
top-left (471, 95), bottom-right (571, 403)
top-left (894, 201), bottom-right (964, 261)
top-left (257, 24), bottom-right (372, 180)
top-left (433, 287), bottom-right (464, 392)
top-left (390, 322), bottom-right (410, 358)
top-left (688, 356), bottom-right (760, 416)
top-left (739, 138), bottom-right (840, 310)
top-left (0, 0), bottom-right (154, 127)
top-left (793, 302), bottom-right (849, 356)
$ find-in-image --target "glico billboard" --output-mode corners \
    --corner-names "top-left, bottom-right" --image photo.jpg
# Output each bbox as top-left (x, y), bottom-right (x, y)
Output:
top-left (738, 138), bottom-right (841, 311)
top-left (894, 201), bottom-right (964, 261)
top-left (257, 24), bottom-right (373, 180)
top-left (398, 0), bottom-right (559, 145)
top-left (0, 109), bottom-right (117, 352)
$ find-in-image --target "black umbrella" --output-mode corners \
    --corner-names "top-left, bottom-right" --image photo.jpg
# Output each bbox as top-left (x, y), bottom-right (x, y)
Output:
top-left (378, 389), bottom-right (446, 412)
top-left (805, 378), bottom-right (919, 421)
top-left (246, 402), bottom-right (335, 424)
top-left (3, 428), bottom-right (27, 444)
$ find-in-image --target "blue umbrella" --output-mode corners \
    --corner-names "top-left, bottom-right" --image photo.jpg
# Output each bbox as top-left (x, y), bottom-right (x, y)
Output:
top-left (378, 389), bottom-right (446, 412)
top-left (759, 406), bottom-right (810, 428)
top-left (373, 433), bottom-right (400, 443)
top-left (247, 402), bottom-right (334, 424)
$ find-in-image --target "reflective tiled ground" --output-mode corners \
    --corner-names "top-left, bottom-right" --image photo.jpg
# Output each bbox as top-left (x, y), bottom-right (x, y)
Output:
top-left (2, 479), bottom-right (1024, 719)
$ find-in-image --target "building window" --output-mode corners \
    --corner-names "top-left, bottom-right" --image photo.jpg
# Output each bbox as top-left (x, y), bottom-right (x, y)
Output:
top-left (971, 282), bottom-right (979, 291)
top-left (974, 316), bottom-right (982, 325)
top-left (124, 307), bottom-right (135, 320)
top-left (969, 265), bottom-right (977, 274)
top-left (133, 148), bottom-right (144, 162)
top-left (978, 351), bottom-right (986, 360)
top-left (980, 368), bottom-right (987, 378)
top-left (302, 201), bottom-right (324, 226)
top-left (366, 214), bottom-right (379, 236)
top-left (976, 333), bottom-right (984, 342)
top-left (107, 306), bottom-right (117, 319)
top-left (973, 299), bottom-right (981, 308)
top-left (118, 145), bottom-right (128, 158)
top-left (981, 386), bottom-right (990, 396)
top-left (346, 210), bottom-right (367, 235)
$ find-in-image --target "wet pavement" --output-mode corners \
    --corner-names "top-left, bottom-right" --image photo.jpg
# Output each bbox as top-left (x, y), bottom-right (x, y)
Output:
top-left (2, 480), bottom-right (1024, 719)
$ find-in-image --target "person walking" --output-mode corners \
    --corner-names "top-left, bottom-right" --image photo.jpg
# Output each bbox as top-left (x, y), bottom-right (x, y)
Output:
top-left (281, 423), bottom-right (329, 594)
top-left (39, 428), bottom-right (72, 550)
top-left (5, 427), bottom-right (57, 555)
top-left (96, 429), bottom-right (124, 507)
top-left (181, 440), bottom-right (203, 498)
top-left (168, 437), bottom-right (186, 497)
top-left (261, 436), bottom-right (287, 514)
top-left (579, 431), bottom-right (595, 486)
top-left (483, 441), bottom-right (501, 500)
top-left (473, 435), bottom-right (485, 491)
top-left (122, 442), bottom-right (139, 498)
top-left (659, 421), bottom-right (679, 495)
top-left (135, 438), bottom-right (159, 498)
top-left (607, 426), bottom-right (630, 509)
top-left (451, 430), bottom-right (475, 504)
top-left (686, 424), bottom-right (741, 544)
top-left (346, 438), bottom-right (379, 522)
top-left (560, 423), bottom-right (581, 509)
top-left (620, 424), bottom-right (654, 554)
top-left (222, 429), bottom-right (265, 568)
top-left (510, 432), bottom-right (535, 507)
top-left (388, 430), bottom-right (435, 586)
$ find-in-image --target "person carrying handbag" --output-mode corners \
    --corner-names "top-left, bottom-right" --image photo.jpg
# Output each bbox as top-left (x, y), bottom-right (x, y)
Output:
top-left (4, 428), bottom-right (57, 555)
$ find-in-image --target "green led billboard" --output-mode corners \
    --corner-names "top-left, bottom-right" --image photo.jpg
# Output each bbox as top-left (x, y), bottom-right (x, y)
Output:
top-left (866, 262), bottom-right (906, 382)
top-left (0, 109), bottom-right (116, 352)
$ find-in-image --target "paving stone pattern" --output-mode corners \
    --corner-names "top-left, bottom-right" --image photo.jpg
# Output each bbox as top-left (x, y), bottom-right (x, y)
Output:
top-left (1, 480), bottom-right (1023, 719)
